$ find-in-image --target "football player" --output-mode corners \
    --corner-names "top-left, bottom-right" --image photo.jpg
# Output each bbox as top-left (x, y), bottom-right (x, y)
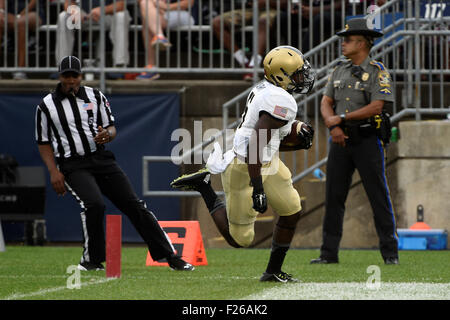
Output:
top-left (171, 46), bottom-right (315, 282)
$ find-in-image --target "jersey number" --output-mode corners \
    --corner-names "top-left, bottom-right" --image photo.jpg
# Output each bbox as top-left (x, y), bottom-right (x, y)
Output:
top-left (238, 91), bottom-right (255, 129)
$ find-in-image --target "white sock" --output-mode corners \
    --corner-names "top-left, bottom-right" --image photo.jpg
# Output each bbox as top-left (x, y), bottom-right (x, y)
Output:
top-left (234, 49), bottom-right (249, 66)
top-left (248, 54), bottom-right (263, 68)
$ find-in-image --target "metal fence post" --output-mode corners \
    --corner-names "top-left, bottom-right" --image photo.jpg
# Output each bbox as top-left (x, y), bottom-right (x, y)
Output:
top-left (414, 0), bottom-right (421, 120)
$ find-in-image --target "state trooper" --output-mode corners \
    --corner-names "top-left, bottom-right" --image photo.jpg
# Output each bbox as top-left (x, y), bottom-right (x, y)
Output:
top-left (311, 17), bottom-right (399, 265)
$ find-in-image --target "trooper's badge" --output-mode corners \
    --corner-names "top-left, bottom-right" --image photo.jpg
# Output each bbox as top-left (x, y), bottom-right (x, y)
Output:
top-left (362, 72), bottom-right (369, 81)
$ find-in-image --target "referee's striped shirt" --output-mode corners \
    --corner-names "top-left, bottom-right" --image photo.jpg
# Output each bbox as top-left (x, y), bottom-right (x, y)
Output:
top-left (35, 83), bottom-right (115, 159)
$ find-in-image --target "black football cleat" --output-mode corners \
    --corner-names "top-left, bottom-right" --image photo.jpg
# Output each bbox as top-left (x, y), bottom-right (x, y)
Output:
top-left (310, 257), bottom-right (339, 264)
top-left (260, 271), bottom-right (299, 283)
top-left (170, 168), bottom-right (210, 191)
top-left (384, 257), bottom-right (399, 265)
top-left (77, 261), bottom-right (105, 271)
top-left (167, 256), bottom-right (195, 271)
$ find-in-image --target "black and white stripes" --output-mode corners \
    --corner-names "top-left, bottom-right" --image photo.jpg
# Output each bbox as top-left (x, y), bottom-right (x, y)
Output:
top-left (35, 85), bottom-right (114, 159)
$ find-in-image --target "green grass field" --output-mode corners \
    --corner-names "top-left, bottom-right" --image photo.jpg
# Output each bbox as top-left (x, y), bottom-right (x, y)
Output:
top-left (1, 245), bottom-right (449, 300)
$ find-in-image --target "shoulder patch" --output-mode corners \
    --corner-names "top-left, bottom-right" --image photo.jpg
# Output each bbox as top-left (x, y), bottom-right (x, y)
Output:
top-left (378, 70), bottom-right (391, 87)
top-left (370, 60), bottom-right (386, 71)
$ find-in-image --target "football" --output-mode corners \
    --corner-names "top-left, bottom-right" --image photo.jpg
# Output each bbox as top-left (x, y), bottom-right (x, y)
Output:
top-left (280, 120), bottom-right (303, 147)
top-left (280, 120), bottom-right (314, 150)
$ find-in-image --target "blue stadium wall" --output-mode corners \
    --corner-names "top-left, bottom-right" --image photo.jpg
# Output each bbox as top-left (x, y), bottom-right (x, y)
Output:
top-left (0, 93), bottom-right (181, 242)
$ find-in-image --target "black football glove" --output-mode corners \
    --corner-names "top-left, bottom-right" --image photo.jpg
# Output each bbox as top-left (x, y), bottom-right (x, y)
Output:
top-left (298, 122), bottom-right (314, 149)
top-left (252, 192), bottom-right (267, 213)
top-left (251, 176), bottom-right (267, 213)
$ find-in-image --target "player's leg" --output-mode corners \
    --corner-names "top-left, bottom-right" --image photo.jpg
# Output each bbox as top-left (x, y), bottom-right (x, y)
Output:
top-left (260, 158), bottom-right (301, 282)
top-left (270, 212), bottom-right (301, 273)
top-left (222, 161), bottom-right (260, 248)
top-left (170, 167), bottom-right (242, 248)
top-left (210, 207), bottom-right (242, 248)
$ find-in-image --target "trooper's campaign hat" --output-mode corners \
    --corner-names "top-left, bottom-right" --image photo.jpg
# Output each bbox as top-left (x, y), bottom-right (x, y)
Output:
top-left (336, 17), bottom-right (384, 38)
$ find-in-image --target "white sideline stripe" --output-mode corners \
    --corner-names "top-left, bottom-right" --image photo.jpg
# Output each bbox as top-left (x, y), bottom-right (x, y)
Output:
top-left (3, 278), bottom-right (116, 300)
top-left (243, 282), bottom-right (450, 300)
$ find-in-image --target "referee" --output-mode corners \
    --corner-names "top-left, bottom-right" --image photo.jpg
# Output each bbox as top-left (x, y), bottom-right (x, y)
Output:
top-left (35, 56), bottom-right (194, 271)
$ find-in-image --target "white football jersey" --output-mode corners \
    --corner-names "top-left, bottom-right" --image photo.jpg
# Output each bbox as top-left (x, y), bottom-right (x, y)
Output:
top-left (233, 80), bottom-right (298, 163)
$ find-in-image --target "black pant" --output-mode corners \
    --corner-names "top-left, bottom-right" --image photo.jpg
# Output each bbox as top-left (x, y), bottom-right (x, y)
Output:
top-left (59, 150), bottom-right (175, 264)
top-left (320, 134), bottom-right (398, 261)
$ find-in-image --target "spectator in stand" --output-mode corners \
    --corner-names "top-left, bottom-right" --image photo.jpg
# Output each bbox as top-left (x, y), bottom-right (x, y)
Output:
top-left (137, 0), bottom-right (196, 80)
top-left (56, 0), bottom-right (131, 70)
top-left (280, 0), bottom-right (343, 53)
top-left (212, 0), bottom-right (287, 81)
top-left (0, 0), bottom-right (46, 80)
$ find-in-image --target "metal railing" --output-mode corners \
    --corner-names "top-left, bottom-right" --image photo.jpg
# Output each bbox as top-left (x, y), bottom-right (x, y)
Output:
top-left (2, 0), bottom-right (383, 87)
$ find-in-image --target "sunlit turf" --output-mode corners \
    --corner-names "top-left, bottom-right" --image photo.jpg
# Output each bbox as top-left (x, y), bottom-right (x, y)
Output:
top-left (0, 245), bottom-right (448, 300)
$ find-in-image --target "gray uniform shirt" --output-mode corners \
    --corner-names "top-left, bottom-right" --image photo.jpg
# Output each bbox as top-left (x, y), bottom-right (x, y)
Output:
top-left (324, 56), bottom-right (394, 119)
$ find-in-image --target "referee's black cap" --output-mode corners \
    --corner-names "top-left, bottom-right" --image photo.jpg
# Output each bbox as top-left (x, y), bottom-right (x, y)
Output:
top-left (59, 56), bottom-right (82, 75)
